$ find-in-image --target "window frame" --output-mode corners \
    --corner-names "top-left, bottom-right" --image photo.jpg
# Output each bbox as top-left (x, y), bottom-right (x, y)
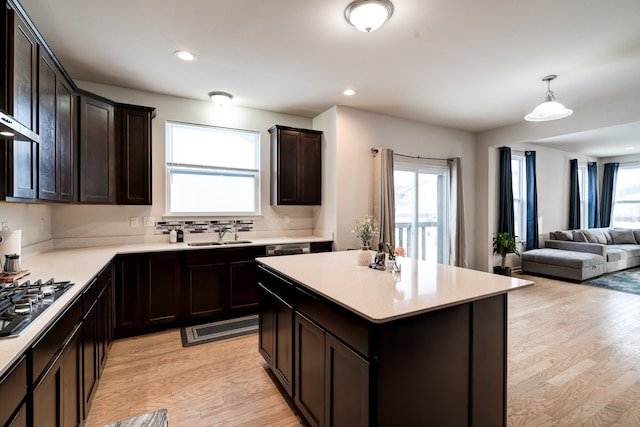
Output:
top-left (165, 121), bottom-right (261, 217)
top-left (612, 164), bottom-right (640, 229)
top-left (511, 155), bottom-right (526, 242)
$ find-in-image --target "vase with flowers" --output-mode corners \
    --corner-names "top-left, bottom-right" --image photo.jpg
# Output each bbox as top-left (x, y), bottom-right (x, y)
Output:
top-left (353, 215), bottom-right (379, 266)
top-left (385, 243), bottom-right (406, 273)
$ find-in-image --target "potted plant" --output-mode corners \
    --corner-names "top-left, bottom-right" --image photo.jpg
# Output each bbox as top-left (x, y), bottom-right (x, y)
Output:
top-left (492, 232), bottom-right (520, 276)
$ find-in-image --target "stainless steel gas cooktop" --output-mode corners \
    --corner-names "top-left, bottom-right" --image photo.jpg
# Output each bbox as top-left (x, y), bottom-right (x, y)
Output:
top-left (0, 278), bottom-right (74, 338)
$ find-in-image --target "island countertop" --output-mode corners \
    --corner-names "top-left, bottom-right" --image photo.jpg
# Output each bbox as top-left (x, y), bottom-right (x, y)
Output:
top-left (256, 250), bottom-right (533, 323)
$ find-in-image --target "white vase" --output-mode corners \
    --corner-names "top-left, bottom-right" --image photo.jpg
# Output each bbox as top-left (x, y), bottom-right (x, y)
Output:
top-left (357, 247), bottom-right (372, 266)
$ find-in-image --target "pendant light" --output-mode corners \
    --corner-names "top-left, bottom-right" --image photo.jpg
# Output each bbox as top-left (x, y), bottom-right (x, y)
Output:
top-left (345, 0), bottom-right (394, 32)
top-left (209, 91), bottom-right (233, 106)
top-left (525, 75), bottom-right (573, 122)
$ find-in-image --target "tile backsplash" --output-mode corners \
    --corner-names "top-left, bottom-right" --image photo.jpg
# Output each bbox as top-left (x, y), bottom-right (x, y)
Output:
top-left (154, 219), bottom-right (254, 235)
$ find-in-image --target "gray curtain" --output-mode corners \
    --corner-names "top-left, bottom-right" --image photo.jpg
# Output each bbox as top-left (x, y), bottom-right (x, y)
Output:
top-left (449, 158), bottom-right (467, 267)
top-left (373, 148), bottom-right (395, 249)
top-left (569, 159), bottom-right (581, 229)
top-left (587, 162), bottom-right (600, 228)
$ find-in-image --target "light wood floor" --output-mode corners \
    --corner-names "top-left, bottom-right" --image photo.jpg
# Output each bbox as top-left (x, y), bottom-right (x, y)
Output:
top-left (85, 274), bottom-right (640, 427)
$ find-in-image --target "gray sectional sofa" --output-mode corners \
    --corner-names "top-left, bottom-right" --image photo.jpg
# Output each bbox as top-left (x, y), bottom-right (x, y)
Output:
top-left (521, 228), bottom-right (640, 281)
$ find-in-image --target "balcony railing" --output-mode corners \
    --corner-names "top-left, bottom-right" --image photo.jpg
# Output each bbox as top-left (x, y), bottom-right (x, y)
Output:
top-left (395, 221), bottom-right (438, 261)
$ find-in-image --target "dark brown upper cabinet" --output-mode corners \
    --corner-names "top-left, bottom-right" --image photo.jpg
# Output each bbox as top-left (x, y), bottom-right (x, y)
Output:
top-left (117, 106), bottom-right (153, 205)
top-left (270, 125), bottom-right (322, 205)
top-left (4, 6), bottom-right (37, 135)
top-left (79, 94), bottom-right (116, 204)
top-left (38, 49), bottom-right (75, 202)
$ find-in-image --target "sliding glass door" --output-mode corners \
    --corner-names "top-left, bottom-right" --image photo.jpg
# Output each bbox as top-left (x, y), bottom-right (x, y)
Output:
top-left (394, 160), bottom-right (449, 263)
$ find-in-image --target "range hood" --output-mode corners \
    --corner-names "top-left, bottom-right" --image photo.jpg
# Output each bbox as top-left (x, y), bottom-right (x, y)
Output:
top-left (0, 110), bottom-right (39, 142)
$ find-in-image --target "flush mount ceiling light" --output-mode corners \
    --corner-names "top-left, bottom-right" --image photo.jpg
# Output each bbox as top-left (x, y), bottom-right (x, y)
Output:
top-left (343, 89), bottom-right (356, 96)
top-left (345, 0), bottom-right (394, 32)
top-left (525, 75), bottom-right (573, 122)
top-left (209, 91), bottom-right (233, 106)
top-left (174, 50), bottom-right (196, 61)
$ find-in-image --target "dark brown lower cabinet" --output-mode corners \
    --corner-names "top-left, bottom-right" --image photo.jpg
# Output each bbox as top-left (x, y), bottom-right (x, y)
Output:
top-left (294, 314), bottom-right (369, 427)
top-left (185, 262), bottom-right (228, 318)
top-left (0, 355), bottom-right (27, 427)
top-left (258, 282), bottom-right (294, 398)
top-left (32, 323), bottom-right (82, 427)
top-left (259, 264), bottom-right (507, 427)
top-left (82, 296), bottom-right (98, 418)
top-left (114, 252), bottom-right (181, 338)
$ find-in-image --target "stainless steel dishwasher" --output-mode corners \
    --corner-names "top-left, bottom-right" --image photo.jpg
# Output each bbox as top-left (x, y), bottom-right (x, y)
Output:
top-left (265, 243), bottom-right (311, 256)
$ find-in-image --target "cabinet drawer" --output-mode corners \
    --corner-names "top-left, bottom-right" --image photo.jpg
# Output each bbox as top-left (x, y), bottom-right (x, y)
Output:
top-left (0, 355), bottom-right (27, 426)
top-left (258, 266), bottom-right (294, 306)
top-left (31, 297), bottom-right (82, 383)
top-left (295, 287), bottom-right (370, 358)
top-left (82, 277), bottom-right (100, 315)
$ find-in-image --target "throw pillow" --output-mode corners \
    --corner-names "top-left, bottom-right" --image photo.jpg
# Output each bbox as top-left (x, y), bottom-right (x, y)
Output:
top-left (582, 229), bottom-right (606, 244)
top-left (609, 229), bottom-right (637, 244)
top-left (554, 230), bottom-right (573, 241)
top-left (573, 230), bottom-right (587, 242)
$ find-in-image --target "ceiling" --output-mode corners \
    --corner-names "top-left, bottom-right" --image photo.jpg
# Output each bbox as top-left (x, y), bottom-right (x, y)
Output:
top-left (17, 0), bottom-right (640, 156)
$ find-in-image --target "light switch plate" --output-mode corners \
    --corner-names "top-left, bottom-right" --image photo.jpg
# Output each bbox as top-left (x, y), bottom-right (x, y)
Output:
top-left (143, 216), bottom-right (155, 227)
top-left (130, 217), bottom-right (139, 228)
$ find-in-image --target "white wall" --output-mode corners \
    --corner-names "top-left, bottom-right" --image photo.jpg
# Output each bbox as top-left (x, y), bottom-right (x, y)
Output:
top-left (323, 107), bottom-right (477, 266)
top-left (0, 202), bottom-right (52, 247)
top-left (51, 82), bottom-right (319, 246)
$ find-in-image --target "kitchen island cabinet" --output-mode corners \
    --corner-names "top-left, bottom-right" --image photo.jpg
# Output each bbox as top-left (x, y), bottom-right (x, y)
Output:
top-left (257, 251), bottom-right (533, 426)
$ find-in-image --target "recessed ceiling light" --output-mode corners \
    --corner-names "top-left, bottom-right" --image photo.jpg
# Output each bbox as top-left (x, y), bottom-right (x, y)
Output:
top-left (625, 147), bottom-right (635, 150)
top-left (344, 89), bottom-right (356, 96)
top-left (174, 50), bottom-right (196, 61)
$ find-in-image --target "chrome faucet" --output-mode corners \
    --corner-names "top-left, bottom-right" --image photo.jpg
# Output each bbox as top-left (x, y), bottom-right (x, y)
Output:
top-left (217, 226), bottom-right (227, 242)
top-left (233, 222), bottom-right (239, 240)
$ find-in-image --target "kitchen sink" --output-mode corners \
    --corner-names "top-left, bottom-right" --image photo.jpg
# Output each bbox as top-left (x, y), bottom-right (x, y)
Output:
top-left (187, 240), bottom-right (252, 247)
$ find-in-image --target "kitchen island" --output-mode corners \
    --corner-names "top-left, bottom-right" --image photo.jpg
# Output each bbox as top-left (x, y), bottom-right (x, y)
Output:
top-left (256, 251), bottom-right (533, 427)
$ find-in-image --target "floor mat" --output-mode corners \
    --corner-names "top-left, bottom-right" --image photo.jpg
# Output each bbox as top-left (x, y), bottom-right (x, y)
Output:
top-left (103, 408), bottom-right (168, 427)
top-left (583, 268), bottom-right (640, 296)
top-left (180, 314), bottom-right (259, 347)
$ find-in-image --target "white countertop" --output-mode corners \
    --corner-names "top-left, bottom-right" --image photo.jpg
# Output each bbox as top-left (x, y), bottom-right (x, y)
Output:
top-left (0, 236), bottom-right (330, 377)
top-left (256, 250), bottom-right (534, 323)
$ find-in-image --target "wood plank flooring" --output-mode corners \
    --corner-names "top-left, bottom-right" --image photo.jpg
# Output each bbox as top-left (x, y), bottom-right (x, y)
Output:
top-left (85, 274), bottom-right (640, 426)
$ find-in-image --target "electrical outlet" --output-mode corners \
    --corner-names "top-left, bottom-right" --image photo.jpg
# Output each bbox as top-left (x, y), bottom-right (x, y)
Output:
top-left (284, 215), bottom-right (290, 224)
top-left (130, 217), bottom-right (139, 228)
top-left (143, 216), bottom-right (155, 227)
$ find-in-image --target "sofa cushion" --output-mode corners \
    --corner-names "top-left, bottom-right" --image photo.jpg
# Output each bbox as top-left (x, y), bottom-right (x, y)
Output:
top-left (608, 244), bottom-right (640, 257)
top-left (554, 230), bottom-right (573, 241)
top-left (634, 230), bottom-right (640, 244)
top-left (606, 248), bottom-right (630, 262)
top-left (609, 228), bottom-right (637, 244)
top-left (573, 230), bottom-right (587, 242)
top-left (582, 229), bottom-right (609, 244)
top-left (522, 248), bottom-right (603, 268)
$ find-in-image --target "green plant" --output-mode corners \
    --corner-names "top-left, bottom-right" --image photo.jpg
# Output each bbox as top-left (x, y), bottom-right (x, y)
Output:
top-left (353, 215), bottom-right (379, 248)
top-left (492, 232), bottom-right (520, 268)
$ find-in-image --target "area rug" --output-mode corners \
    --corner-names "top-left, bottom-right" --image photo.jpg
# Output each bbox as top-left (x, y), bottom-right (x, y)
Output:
top-left (583, 268), bottom-right (640, 296)
top-left (180, 314), bottom-right (259, 347)
top-left (103, 408), bottom-right (168, 427)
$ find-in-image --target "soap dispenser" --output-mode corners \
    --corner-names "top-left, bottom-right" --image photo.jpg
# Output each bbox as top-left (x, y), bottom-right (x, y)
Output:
top-left (169, 228), bottom-right (177, 243)
top-left (177, 228), bottom-right (184, 243)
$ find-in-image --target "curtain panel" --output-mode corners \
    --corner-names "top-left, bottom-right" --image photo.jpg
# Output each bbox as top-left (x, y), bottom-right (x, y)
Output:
top-left (373, 148), bottom-right (396, 249)
top-left (525, 151), bottom-right (539, 250)
top-left (449, 157), bottom-right (467, 267)
top-left (587, 162), bottom-right (600, 228)
top-left (498, 147), bottom-right (515, 236)
top-left (568, 159), bottom-right (581, 230)
top-left (600, 162), bottom-right (619, 227)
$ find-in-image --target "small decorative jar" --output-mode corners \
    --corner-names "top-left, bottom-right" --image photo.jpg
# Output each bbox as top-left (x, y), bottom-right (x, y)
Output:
top-left (386, 259), bottom-right (401, 274)
top-left (357, 246), bottom-right (372, 266)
